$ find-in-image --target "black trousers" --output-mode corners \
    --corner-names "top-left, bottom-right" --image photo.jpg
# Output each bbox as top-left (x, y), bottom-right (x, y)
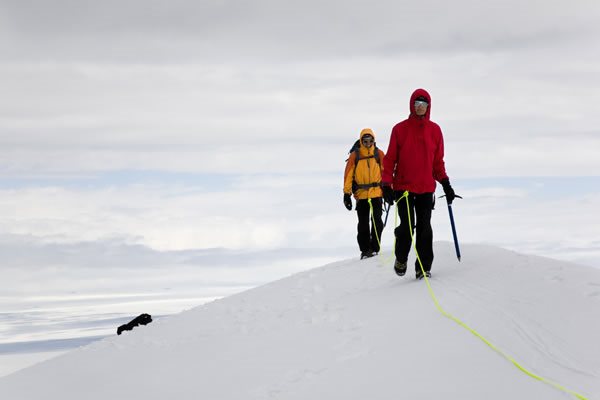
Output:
top-left (356, 197), bottom-right (384, 253)
top-left (393, 192), bottom-right (434, 272)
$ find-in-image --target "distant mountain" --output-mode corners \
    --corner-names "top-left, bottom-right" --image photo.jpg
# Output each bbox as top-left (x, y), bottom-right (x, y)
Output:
top-left (1, 242), bottom-right (598, 400)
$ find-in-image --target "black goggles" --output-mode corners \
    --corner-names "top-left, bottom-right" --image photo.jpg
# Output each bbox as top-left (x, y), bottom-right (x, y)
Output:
top-left (362, 137), bottom-right (374, 144)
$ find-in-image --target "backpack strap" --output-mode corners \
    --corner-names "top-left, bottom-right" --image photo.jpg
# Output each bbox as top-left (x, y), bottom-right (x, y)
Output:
top-left (373, 146), bottom-right (381, 167)
top-left (351, 146), bottom-right (382, 194)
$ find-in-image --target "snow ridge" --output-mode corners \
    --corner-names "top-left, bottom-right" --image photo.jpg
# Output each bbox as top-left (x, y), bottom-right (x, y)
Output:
top-left (0, 242), bottom-right (598, 400)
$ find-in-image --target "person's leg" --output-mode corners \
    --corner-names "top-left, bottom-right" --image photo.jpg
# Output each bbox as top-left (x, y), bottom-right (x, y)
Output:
top-left (414, 193), bottom-right (434, 273)
top-left (394, 193), bottom-right (414, 263)
top-left (355, 199), bottom-right (371, 253)
top-left (370, 197), bottom-right (384, 253)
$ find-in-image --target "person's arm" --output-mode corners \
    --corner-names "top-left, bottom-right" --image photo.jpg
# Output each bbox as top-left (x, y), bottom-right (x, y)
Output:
top-left (433, 128), bottom-right (448, 183)
top-left (382, 128), bottom-right (397, 185)
top-left (381, 134), bottom-right (396, 204)
top-left (378, 148), bottom-right (385, 184)
top-left (433, 128), bottom-right (457, 203)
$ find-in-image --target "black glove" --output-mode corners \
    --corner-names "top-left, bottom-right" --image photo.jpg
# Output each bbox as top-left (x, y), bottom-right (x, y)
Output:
top-left (382, 185), bottom-right (395, 205)
top-left (343, 193), bottom-right (353, 211)
top-left (441, 178), bottom-right (456, 204)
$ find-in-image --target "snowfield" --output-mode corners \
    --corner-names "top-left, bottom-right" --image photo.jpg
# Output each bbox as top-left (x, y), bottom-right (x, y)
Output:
top-left (1, 242), bottom-right (598, 399)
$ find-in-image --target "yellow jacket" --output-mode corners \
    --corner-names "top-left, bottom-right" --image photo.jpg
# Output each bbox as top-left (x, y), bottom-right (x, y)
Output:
top-left (344, 128), bottom-right (385, 200)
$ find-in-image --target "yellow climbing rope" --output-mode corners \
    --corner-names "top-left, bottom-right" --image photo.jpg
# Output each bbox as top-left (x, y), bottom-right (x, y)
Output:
top-left (397, 190), bottom-right (589, 400)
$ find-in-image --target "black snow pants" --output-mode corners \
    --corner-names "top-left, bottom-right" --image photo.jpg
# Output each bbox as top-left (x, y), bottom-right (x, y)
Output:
top-left (394, 192), bottom-right (435, 272)
top-left (356, 197), bottom-right (384, 253)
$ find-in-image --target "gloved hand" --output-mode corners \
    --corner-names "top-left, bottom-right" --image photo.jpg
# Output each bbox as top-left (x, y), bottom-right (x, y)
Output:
top-left (343, 193), bottom-right (353, 211)
top-left (441, 178), bottom-right (456, 204)
top-left (382, 185), bottom-right (395, 205)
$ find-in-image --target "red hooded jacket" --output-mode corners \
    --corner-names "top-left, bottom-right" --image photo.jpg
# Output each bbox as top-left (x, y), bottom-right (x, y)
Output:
top-left (382, 89), bottom-right (449, 194)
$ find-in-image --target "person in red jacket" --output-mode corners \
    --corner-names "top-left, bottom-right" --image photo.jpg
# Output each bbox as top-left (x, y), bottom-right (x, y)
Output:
top-left (381, 88), bottom-right (456, 279)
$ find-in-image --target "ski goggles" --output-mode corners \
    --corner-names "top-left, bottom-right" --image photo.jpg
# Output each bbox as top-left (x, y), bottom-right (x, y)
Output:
top-left (361, 137), bottom-right (374, 144)
top-left (414, 100), bottom-right (429, 107)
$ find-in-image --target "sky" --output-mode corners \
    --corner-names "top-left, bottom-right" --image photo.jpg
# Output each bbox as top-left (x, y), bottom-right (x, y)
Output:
top-left (1, 243), bottom-right (599, 399)
top-left (1, 0), bottom-right (600, 374)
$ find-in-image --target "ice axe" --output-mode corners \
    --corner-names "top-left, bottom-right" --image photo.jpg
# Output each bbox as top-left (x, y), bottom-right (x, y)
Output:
top-left (382, 201), bottom-right (391, 228)
top-left (440, 194), bottom-right (463, 261)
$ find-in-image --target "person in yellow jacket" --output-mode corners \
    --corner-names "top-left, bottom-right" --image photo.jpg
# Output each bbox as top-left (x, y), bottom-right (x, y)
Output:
top-left (343, 128), bottom-right (386, 259)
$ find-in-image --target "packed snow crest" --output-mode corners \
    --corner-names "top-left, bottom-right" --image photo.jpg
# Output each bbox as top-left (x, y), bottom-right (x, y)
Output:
top-left (1, 242), bottom-right (599, 400)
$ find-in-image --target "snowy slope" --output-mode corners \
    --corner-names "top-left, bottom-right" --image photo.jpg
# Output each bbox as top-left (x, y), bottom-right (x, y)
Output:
top-left (0, 242), bottom-right (598, 399)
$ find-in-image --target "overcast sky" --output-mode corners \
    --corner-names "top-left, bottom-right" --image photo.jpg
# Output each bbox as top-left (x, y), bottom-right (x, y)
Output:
top-left (1, 0), bottom-right (600, 306)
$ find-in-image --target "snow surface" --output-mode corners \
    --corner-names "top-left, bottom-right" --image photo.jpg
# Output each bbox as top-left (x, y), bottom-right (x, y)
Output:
top-left (0, 242), bottom-right (598, 399)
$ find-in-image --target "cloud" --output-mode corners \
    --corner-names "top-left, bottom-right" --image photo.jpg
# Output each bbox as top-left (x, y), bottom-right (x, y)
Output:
top-left (2, 177), bottom-right (600, 269)
top-left (2, 1), bottom-right (600, 179)
top-left (2, 0), bottom-right (599, 63)
top-left (0, 183), bottom-right (305, 250)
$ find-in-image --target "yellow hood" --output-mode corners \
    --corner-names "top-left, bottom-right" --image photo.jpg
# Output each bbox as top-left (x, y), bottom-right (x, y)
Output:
top-left (359, 128), bottom-right (376, 157)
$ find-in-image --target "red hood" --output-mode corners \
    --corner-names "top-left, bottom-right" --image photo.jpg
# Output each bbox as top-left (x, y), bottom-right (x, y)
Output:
top-left (409, 88), bottom-right (431, 120)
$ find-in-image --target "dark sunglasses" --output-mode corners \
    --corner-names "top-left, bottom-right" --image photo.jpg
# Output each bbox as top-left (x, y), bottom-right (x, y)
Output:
top-left (362, 138), bottom-right (374, 144)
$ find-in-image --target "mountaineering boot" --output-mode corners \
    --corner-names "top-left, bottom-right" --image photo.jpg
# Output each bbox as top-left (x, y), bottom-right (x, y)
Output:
top-left (361, 251), bottom-right (374, 259)
top-left (394, 260), bottom-right (407, 276)
top-left (416, 270), bottom-right (432, 280)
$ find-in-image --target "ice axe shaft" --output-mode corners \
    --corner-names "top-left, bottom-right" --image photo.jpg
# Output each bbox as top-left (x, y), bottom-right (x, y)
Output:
top-left (382, 202), bottom-right (391, 228)
top-left (447, 203), bottom-right (461, 261)
top-left (440, 194), bottom-right (462, 261)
